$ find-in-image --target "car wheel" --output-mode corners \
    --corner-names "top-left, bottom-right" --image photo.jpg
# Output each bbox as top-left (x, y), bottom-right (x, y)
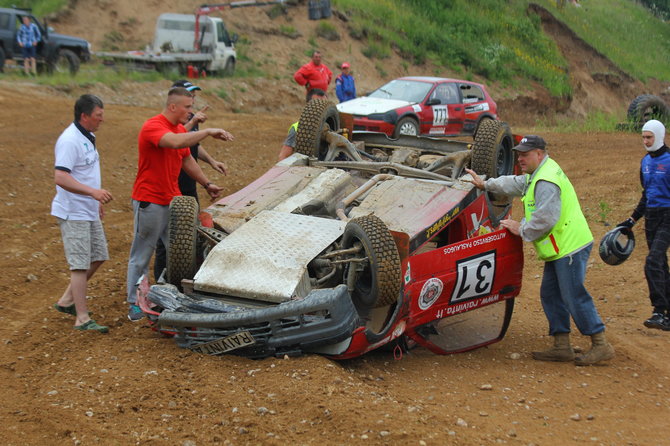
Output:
top-left (49, 49), bottom-right (80, 75)
top-left (222, 58), bottom-right (235, 77)
top-left (295, 99), bottom-right (341, 160)
top-left (341, 215), bottom-right (401, 312)
top-left (471, 119), bottom-right (514, 179)
top-left (167, 196), bottom-right (199, 290)
top-left (627, 94), bottom-right (670, 129)
top-left (394, 117), bottom-right (419, 137)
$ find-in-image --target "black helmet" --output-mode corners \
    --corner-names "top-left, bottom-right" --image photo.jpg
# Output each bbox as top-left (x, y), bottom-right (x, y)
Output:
top-left (599, 226), bottom-right (635, 265)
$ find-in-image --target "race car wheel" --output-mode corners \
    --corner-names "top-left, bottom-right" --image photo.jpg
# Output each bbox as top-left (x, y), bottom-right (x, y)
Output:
top-left (627, 94), bottom-right (670, 129)
top-left (471, 119), bottom-right (514, 179)
top-left (167, 196), bottom-right (199, 290)
top-left (342, 215), bottom-right (401, 311)
top-left (295, 99), bottom-right (341, 160)
top-left (394, 117), bottom-right (419, 138)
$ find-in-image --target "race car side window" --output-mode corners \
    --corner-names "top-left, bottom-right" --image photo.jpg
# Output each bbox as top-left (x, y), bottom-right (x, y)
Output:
top-left (460, 84), bottom-right (485, 104)
top-left (430, 83), bottom-right (459, 105)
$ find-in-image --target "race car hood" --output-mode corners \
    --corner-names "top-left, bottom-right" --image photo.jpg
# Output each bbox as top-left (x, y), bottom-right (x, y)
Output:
top-left (336, 97), bottom-right (411, 115)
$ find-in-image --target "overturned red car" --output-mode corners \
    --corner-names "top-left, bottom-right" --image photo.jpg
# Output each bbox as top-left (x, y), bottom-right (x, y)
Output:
top-left (140, 100), bottom-right (523, 359)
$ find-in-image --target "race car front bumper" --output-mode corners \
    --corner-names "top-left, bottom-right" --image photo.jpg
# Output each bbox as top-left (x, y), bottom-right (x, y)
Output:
top-left (151, 284), bottom-right (359, 359)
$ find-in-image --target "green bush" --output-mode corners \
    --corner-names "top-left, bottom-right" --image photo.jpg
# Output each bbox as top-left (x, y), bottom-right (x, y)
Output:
top-left (315, 20), bottom-right (340, 41)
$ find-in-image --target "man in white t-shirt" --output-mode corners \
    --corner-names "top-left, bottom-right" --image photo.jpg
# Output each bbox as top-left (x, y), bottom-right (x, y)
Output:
top-left (51, 94), bottom-right (113, 333)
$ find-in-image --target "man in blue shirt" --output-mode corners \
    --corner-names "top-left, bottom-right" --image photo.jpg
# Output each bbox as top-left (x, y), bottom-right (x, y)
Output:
top-left (17, 16), bottom-right (41, 76)
top-left (335, 62), bottom-right (356, 103)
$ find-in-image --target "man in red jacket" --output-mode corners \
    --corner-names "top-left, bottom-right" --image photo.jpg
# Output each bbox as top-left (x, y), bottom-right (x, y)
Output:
top-left (293, 51), bottom-right (332, 100)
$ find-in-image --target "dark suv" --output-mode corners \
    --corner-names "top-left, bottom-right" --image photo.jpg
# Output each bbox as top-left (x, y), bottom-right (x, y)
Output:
top-left (0, 7), bottom-right (90, 74)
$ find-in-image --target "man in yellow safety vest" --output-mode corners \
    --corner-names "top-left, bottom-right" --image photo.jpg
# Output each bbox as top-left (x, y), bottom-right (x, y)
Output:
top-left (466, 135), bottom-right (614, 366)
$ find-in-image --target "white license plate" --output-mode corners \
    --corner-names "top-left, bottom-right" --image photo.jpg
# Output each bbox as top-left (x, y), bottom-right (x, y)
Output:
top-left (191, 330), bottom-right (255, 355)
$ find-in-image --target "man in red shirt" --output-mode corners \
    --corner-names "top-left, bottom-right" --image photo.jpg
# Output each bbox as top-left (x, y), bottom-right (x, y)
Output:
top-left (126, 87), bottom-right (234, 321)
top-left (293, 51), bottom-right (332, 100)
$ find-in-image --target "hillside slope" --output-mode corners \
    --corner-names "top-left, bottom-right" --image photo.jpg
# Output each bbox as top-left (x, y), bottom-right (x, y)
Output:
top-left (43, 0), bottom-right (668, 124)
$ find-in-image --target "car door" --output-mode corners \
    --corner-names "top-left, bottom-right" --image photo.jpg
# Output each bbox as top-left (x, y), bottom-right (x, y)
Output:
top-left (403, 223), bottom-right (524, 354)
top-left (423, 82), bottom-right (465, 136)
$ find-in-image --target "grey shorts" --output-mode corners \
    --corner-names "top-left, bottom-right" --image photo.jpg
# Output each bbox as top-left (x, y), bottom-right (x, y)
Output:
top-left (57, 218), bottom-right (109, 270)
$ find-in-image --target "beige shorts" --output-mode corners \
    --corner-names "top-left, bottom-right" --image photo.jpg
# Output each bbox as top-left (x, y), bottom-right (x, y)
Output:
top-left (58, 218), bottom-right (109, 270)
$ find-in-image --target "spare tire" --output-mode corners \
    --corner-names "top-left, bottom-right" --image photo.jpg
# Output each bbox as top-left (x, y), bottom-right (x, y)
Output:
top-left (471, 119), bottom-right (514, 179)
top-left (167, 196), bottom-right (199, 290)
top-left (627, 94), bottom-right (670, 129)
top-left (295, 99), bottom-right (340, 160)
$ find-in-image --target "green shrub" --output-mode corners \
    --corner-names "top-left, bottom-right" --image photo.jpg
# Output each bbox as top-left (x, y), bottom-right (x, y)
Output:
top-left (315, 20), bottom-right (340, 41)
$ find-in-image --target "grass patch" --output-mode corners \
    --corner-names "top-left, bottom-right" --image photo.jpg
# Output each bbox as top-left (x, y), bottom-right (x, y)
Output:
top-left (332, 0), bottom-right (670, 96)
top-left (533, 0), bottom-right (670, 83)
top-left (315, 20), bottom-right (340, 41)
top-left (0, 0), bottom-right (67, 16)
top-left (536, 110), bottom-right (624, 132)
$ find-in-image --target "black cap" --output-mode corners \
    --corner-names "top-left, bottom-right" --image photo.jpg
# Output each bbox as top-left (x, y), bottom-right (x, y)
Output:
top-left (171, 80), bottom-right (202, 91)
top-left (513, 135), bottom-right (546, 152)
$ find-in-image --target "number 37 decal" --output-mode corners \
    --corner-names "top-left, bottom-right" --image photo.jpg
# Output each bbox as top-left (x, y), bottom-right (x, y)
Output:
top-left (450, 250), bottom-right (496, 303)
top-left (432, 105), bottom-right (448, 126)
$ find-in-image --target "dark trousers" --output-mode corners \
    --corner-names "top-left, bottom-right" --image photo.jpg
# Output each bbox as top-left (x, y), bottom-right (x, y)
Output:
top-left (644, 208), bottom-right (670, 313)
top-left (154, 189), bottom-right (198, 281)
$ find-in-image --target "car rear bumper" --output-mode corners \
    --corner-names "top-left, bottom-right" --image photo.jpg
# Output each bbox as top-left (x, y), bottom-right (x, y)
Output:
top-left (152, 284), bottom-right (359, 359)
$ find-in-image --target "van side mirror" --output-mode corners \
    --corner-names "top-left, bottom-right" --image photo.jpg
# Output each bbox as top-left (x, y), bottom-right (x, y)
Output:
top-left (231, 33), bottom-right (239, 44)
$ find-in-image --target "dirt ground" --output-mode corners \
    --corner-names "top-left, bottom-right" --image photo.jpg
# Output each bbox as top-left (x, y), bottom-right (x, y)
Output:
top-left (0, 81), bottom-right (669, 446)
top-left (1, 1), bottom-right (670, 445)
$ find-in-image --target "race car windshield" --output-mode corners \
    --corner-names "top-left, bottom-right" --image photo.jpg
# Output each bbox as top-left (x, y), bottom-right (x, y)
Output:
top-left (369, 80), bottom-right (434, 103)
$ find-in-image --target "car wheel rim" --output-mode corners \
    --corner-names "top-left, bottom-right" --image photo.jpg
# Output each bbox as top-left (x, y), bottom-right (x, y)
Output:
top-left (399, 123), bottom-right (417, 136)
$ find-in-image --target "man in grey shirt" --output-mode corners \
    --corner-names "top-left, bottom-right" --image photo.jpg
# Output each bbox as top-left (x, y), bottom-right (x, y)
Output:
top-left (465, 135), bottom-right (613, 366)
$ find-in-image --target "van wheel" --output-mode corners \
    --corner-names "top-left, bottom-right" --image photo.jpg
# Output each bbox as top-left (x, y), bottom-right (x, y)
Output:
top-left (49, 49), bottom-right (80, 75)
top-left (223, 58), bottom-right (235, 76)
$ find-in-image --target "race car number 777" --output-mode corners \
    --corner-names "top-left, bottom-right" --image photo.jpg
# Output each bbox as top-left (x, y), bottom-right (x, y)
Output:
top-left (432, 105), bottom-right (448, 126)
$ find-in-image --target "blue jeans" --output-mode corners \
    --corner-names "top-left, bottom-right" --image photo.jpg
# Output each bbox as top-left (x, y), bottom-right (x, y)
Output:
top-left (540, 244), bottom-right (605, 336)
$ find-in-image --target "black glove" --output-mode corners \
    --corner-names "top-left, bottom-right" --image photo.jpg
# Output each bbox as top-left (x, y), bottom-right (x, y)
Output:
top-left (617, 217), bottom-right (635, 229)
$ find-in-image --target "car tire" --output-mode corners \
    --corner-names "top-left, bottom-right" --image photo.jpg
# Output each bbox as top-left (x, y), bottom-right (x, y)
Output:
top-left (627, 94), bottom-right (670, 129)
top-left (342, 215), bottom-right (401, 311)
top-left (471, 119), bottom-right (514, 179)
top-left (49, 49), bottom-right (80, 75)
top-left (222, 58), bottom-right (235, 77)
top-left (0, 46), bottom-right (5, 73)
top-left (394, 116), bottom-right (419, 138)
top-left (167, 196), bottom-right (199, 290)
top-left (295, 99), bottom-right (341, 160)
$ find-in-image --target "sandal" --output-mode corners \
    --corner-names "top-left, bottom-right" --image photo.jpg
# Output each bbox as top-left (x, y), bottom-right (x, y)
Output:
top-left (53, 302), bottom-right (76, 316)
top-left (74, 319), bottom-right (109, 334)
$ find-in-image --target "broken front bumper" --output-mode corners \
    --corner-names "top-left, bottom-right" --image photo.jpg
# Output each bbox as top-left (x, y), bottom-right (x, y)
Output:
top-left (151, 284), bottom-right (359, 359)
